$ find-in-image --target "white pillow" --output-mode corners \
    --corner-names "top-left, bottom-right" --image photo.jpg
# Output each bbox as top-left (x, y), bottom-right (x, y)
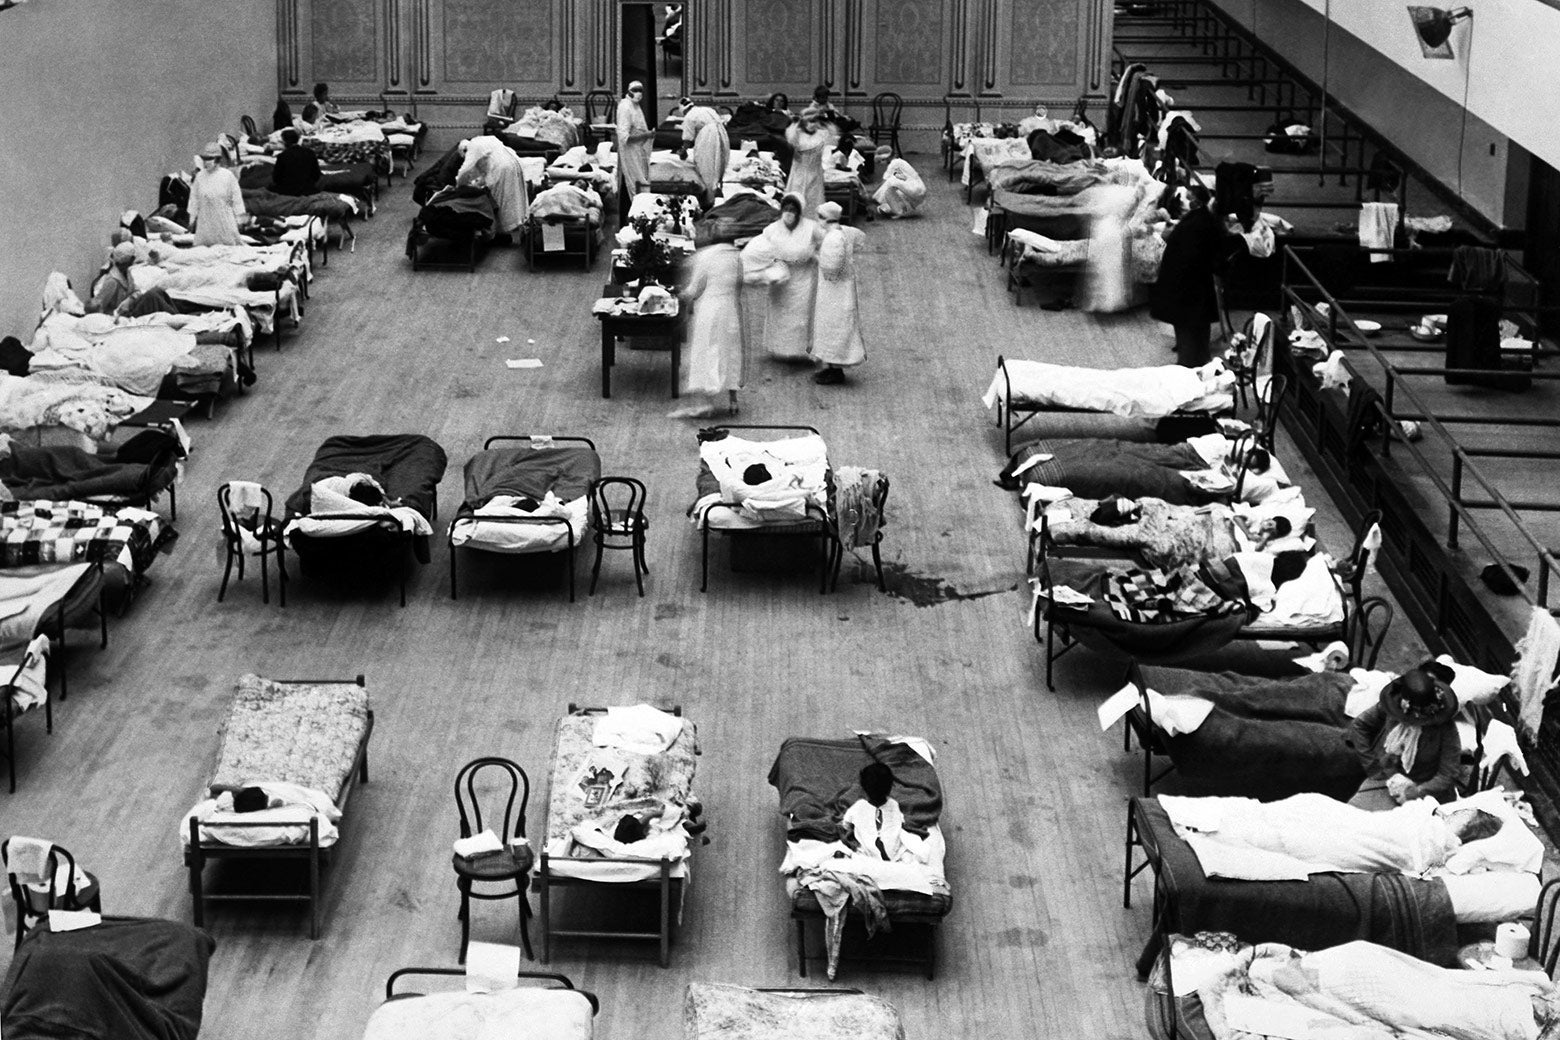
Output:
top-left (1435, 654), bottom-right (1509, 706)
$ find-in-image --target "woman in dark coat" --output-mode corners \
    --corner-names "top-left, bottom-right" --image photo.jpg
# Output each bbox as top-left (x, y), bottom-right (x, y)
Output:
top-left (1149, 185), bottom-right (1241, 367)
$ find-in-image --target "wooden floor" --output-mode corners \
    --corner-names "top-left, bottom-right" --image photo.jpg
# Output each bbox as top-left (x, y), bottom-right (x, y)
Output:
top-left (0, 160), bottom-right (1428, 1039)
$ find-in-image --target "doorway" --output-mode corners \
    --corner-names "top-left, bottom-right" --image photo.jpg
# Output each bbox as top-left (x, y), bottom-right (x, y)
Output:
top-left (620, 2), bottom-right (685, 129)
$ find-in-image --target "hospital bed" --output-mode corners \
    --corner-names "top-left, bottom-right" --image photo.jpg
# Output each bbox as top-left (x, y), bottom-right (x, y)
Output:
top-left (407, 186), bottom-right (496, 272)
top-left (984, 356), bottom-right (1243, 454)
top-left (768, 734), bottom-right (951, 979)
top-left (183, 673), bottom-right (372, 939)
top-left (523, 183), bottom-right (604, 270)
top-left (1, 916), bottom-right (215, 1040)
top-left (448, 435), bottom-right (601, 602)
top-left (1123, 791), bottom-right (1541, 977)
top-left (0, 425), bottom-right (185, 522)
top-left (1036, 510), bottom-right (1380, 689)
top-left (684, 984), bottom-right (906, 1040)
top-left (536, 704), bottom-right (701, 968)
top-left (284, 434), bottom-right (448, 607)
top-left (688, 425), bottom-right (838, 593)
top-left (363, 968), bottom-right (598, 1040)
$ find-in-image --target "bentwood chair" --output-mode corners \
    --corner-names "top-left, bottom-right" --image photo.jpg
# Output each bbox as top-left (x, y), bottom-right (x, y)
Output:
top-left (452, 757), bottom-right (534, 963)
top-left (3, 838), bottom-right (101, 950)
top-left (217, 482), bottom-right (287, 606)
top-left (589, 477), bottom-right (650, 597)
top-left (869, 92), bottom-right (904, 158)
top-left (585, 90), bottom-right (617, 148)
top-left (2, 642), bottom-right (52, 793)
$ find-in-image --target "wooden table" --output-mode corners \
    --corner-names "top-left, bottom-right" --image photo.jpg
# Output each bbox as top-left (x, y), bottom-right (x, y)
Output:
top-left (594, 292), bottom-right (682, 399)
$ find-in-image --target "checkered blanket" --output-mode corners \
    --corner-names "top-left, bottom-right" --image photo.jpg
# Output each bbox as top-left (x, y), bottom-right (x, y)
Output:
top-left (0, 500), bottom-right (161, 576)
top-left (1102, 564), bottom-right (1237, 623)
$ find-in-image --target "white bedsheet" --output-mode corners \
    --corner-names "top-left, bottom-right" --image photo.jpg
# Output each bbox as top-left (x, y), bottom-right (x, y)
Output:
top-left (691, 432), bottom-right (829, 528)
top-left (449, 493), bottom-right (587, 554)
top-left (982, 358), bottom-right (1232, 418)
top-left (181, 780), bottom-right (341, 848)
top-left (780, 823), bottom-right (948, 895)
top-left (285, 479), bottom-right (431, 540)
top-left (1243, 553), bottom-right (1344, 631)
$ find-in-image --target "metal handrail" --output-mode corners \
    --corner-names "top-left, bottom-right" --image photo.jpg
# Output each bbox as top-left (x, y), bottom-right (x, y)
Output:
top-left (1281, 245), bottom-right (1560, 609)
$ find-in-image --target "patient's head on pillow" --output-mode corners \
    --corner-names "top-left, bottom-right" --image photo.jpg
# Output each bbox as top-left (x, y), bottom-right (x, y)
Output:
top-left (233, 786), bottom-right (271, 813)
top-left (1446, 807), bottom-right (1503, 845)
top-left (742, 463), bottom-right (772, 486)
top-left (348, 480), bottom-right (385, 506)
top-left (859, 762), bottom-right (895, 807)
top-left (1244, 447), bottom-right (1271, 474)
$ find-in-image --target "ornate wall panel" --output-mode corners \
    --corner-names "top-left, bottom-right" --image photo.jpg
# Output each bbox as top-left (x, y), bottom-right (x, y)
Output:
top-left (311, 0), bottom-right (378, 82)
top-left (872, 0), bottom-right (942, 85)
top-left (744, 0), bottom-right (815, 87)
top-left (1008, 1), bottom-right (1078, 86)
top-left (442, 0), bottom-right (552, 82)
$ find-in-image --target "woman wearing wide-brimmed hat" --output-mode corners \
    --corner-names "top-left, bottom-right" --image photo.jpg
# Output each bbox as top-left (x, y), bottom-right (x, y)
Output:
top-left (1349, 664), bottom-right (1462, 804)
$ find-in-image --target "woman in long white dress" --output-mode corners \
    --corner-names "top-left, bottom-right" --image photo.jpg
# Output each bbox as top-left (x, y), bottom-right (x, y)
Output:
top-left (680, 104), bottom-right (730, 204)
top-left (615, 82), bottom-right (654, 202)
top-left (783, 116), bottom-right (834, 218)
top-left (455, 134), bottom-right (528, 234)
top-left (741, 194), bottom-right (820, 362)
top-left (189, 142), bottom-right (246, 247)
top-left (672, 243), bottom-right (746, 418)
top-left (810, 201), bottom-right (867, 384)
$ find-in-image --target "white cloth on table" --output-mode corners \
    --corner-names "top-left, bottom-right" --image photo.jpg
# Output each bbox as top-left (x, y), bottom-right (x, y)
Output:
top-left (592, 704), bottom-right (684, 754)
top-left (1512, 604), bottom-right (1560, 738)
top-left (1358, 201), bottom-right (1400, 263)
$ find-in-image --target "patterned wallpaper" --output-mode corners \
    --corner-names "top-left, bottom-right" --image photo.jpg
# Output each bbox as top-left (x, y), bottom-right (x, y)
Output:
top-left (745, 0), bottom-right (815, 85)
top-left (443, 0), bottom-right (553, 81)
top-left (312, 0), bottom-right (377, 82)
top-left (1009, 2), bottom-right (1079, 85)
top-left (874, 0), bottom-right (943, 84)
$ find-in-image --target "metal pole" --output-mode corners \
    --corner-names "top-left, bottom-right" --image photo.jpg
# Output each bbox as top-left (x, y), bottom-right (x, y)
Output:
top-left (1319, 0), bottom-right (1330, 187)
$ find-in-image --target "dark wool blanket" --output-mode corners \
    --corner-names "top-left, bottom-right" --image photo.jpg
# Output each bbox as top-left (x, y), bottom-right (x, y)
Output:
top-left (768, 734), bottom-right (943, 843)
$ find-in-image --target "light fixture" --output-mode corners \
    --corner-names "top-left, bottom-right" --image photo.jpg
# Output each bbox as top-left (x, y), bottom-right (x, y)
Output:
top-left (1408, 6), bottom-right (1472, 58)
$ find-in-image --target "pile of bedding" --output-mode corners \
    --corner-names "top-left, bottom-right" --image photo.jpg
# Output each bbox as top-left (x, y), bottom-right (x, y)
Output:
top-left (364, 988), bottom-right (594, 1040)
top-left (0, 500), bottom-right (163, 578)
top-left (513, 106), bottom-right (583, 150)
top-left (0, 372), bottom-right (152, 441)
top-left (529, 183), bottom-right (603, 225)
top-left (685, 984), bottom-right (905, 1040)
top-left (690, 430), bottom-right (829, 526)
top-left (1043, 496), bottom-right (1241, 569)
top-left (983, 358), bottom-right (1235, 418)
top-left (0, 435), bottom-right (183, 504)
top-left (450, 441), bottom-right (600, 554)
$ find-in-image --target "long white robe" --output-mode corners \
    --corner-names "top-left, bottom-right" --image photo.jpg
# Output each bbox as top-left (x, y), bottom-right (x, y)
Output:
top-left (190, 167), bottom-right (246, 247)
top-left (456, 136), bottom-right (528, 233)
top-left (811, 225), bottom-right (866, 367)
top-left (681, 107), bottom-right (730, 199)
top-left (682, 244), bottom-right (745, 395)
top-left (783, 123), bottom-right (834, 218)
top-left (616, 96), bottom-right (652, 197)
top-left (742, 217), bottom-right (820, 360)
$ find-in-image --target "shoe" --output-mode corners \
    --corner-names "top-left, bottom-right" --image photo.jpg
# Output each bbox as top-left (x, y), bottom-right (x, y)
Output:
top-left (813, 367), bottom-right (845, 385)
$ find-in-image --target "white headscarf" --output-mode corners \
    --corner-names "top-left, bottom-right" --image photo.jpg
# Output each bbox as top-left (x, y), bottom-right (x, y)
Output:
top-left (39, 273), bottom-right (84, 327)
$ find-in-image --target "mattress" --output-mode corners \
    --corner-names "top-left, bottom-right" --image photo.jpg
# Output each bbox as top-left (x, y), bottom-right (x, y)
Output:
top-left (451, 443), bottom-right (600, 554)
top-left (684, 983), bottom-right (905, 1040)
top-left (363, 988), bottom-right (593, 1040)
top-left (543, 709), bottom-right (700, 882)
top-left (207, 674), bottom-right (370, 798)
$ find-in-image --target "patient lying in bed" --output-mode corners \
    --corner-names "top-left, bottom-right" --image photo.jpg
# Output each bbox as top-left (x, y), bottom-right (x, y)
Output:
top-left (183, 780), bottom-right (342, 847)
top-left (1161, 790), bottom-right (1535, 879)
top-left (286, 473), bottom-right (432, 536)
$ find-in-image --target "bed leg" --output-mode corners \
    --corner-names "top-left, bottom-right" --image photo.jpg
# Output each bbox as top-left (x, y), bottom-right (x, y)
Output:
top-left (659, 861), bottom-right (671, 968)
top-left (795, 917), bottom-right (808, 977)
top-left (169, 482), bottom-right (178, 523)
top-left (518, 889), bottom-right (534, 961)
top-left (925, 924), bottom-right (936, 980)
top-left (188, 819), bottom-right (205, 927)
top-left (1123, 800), bottom-right (1136, 909)
top-left (567, 543), bottom-right (576, 604)
top-left (538, 857), bottom-right (551, 964)
top-left (56, 604), bottom-right (67, 702)
top-left (871, 542), bottom-right (884, 592)
top-left (308, 820), bottom-right (321, 939)
top-left (700, 526), bottom-right (710, 593)
top-left (449, 544), bottom-right (459, 600)
top-left (259, 537), bottom-right (271, 605)
top-left (277, 545), bottom-right (287, 608)
top-left (6, 712), bottom-right (15, 794)
top-left (457, 880), bottom-right (471, 962)
top-left (1045, 620), bottom-right (1056, 692)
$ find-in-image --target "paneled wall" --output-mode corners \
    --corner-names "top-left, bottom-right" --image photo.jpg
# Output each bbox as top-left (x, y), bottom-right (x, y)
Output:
top-left (278, 0), bottom-right (1112, 149)
top-left (0, 0), bottom-right (277, 338)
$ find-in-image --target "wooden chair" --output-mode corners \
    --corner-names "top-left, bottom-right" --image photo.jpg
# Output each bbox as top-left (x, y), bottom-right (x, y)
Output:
top-left (589, 477), bottom-right (649, 597)
top-left (2, 642), bottom-right (52, 793)
top-left (1347, 596), bottom-right (1394, 669)
top-left (240, 114), bottom-right (260, 142)
top-left (585, 89), bottom-right (616, 148)
top-left (217, 482), bottom-right (287, 606)
top-left (1226, 312), bottom-right (1275, 411)
top-left (453, 757), bottom-right (534, 963)
top-left (869, 92), bottom-right (904, 158)
top-left (1531, 878), bottom-right (1560, 977)
top-left (3, 838), bottom-right (101, 950)
top-left (829, 472), bottom-right (889, 592)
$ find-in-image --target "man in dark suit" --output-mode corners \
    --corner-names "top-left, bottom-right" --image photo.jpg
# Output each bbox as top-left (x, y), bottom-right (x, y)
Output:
top-left (1149, 184), bottom-right (1243, 367)
top-left (270, 129), bottom-right (322, 196)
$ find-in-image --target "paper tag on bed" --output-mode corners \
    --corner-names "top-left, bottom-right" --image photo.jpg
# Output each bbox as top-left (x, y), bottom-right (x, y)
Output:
top-left (465, 942), bottom-right (521, 993)
top-left (541, 223), bottom-right (566, 252)
top-left (529, 435), bottom-right (555, 449)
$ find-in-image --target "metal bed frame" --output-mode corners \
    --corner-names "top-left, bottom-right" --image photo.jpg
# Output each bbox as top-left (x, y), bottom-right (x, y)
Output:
top-left (535, 703), bottom-right (689, 969)
top-left (447, 434), bottom-right (597, 603)
top-left (185, 674), bottom-right (371, 940)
